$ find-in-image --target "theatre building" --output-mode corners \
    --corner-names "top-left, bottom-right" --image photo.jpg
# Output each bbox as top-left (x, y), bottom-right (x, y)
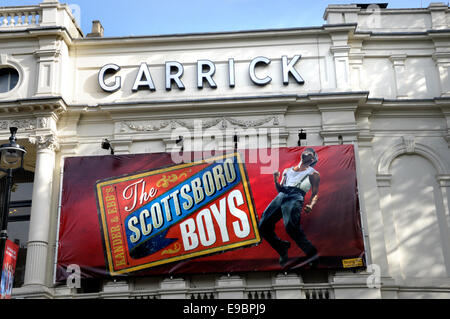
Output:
top-left (0, 0), bottom-right (449, 299)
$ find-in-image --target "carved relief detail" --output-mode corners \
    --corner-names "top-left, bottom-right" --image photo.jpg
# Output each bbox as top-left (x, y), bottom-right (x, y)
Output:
top-left (121, 116), bottom-right (280, 132)
top-left (29, 134), bottom-right (59, 152)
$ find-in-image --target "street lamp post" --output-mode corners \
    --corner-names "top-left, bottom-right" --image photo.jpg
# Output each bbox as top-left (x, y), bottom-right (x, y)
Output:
top-left (0, 127), bottom-right (26, 272)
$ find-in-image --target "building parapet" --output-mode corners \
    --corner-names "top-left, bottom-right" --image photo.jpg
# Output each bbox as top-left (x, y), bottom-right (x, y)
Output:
top-left (0, 0), bottom-right (82, 38)
top-left (0, 5), bottom-right (42, 28)
top-left (324, 2), bottom-right (449, 32)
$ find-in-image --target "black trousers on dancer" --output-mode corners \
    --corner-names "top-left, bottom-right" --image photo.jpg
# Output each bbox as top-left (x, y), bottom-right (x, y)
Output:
top-left (259, 186), bottom-right (316, 257)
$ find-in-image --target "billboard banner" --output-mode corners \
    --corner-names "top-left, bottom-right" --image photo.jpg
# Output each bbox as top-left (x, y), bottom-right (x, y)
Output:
top-left (56, 145), bottom-right (365, 281)
top-left (1, 239), bottom-right (19, 299)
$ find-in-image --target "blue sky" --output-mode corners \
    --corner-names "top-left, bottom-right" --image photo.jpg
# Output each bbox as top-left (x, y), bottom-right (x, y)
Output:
top-left (1, 0), bottom-right (439, 37)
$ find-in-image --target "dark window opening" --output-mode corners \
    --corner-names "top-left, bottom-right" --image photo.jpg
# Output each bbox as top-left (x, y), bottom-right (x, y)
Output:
top-left (77, 278), bottom-right (103, 294)
top-left (0, 169), bottom-right (34, 288)
top-left (0, 67), bottom-right (19, 93)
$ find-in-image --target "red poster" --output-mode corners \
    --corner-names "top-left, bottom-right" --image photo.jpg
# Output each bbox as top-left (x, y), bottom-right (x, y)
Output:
top-left (1, 240), bottom-right (19, 299)
top-left (56, 145), bottom-right (365, 281)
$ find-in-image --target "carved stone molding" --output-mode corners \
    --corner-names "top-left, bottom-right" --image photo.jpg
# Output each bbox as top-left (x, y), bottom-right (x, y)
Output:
top-left (226, 116), bottom-right (280, 128)
top-left (376, 174), bottom-right (393, 187)
top-left (437, 174), bottom-right (450, 187)
top-left (0, 119), bottom-right (36, 131)
top-left (33, 45), bottom-right (62, 63)
top-left (357, 132), bottom-right (374, 147)
top-left (121, 116), bottom-right (280, 133)
top-left (0, 115), bottom-right (59, 132)
top-left (377, 139), bottom-right (448, 176)
top-left (402, 135), bottom-right (416, 154)
top-left (29, 134), bottom-right (59, 152)
top-left (37, 117), bottom-right (51, 129)
top-left (59, 141), bottom-right (79, 156)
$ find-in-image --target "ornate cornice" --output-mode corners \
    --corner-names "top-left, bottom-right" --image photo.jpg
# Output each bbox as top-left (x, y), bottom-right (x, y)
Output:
top-left (0, 96), bottom-right (67, 116)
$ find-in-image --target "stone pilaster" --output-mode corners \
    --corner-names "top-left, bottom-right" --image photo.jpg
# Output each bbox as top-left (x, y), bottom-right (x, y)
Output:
top-left (273, 273), bottom-right (303, 299)
top-left (34, 43), bottom-right (61, 97)
top-left (389, 54), bottom-right (408, 99)
top-left (216, 275), bottom-right (246, 299)
top-left (159, 277), bottom-right (188, 299)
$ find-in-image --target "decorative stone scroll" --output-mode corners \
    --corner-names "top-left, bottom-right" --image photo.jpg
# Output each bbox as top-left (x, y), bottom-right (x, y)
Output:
top-left (402, 135), bottom-right (415, 154)
top-left (29, 133), bottom-right (59, 152)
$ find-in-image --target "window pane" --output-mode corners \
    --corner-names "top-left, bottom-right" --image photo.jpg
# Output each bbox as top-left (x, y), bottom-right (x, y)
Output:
top-left (11, 182), bottom-right (33, 201)
top-left (1, 170), bottom-right (32, 289)
top-left (7, 220), bottom-right (29, 247)
top-left (0, 68), bottom-right (19, 93)
top-left (8, 206), bottom-right (30, 218)
top-left (8, 219), bottom-right (29, 287)
top-left (14, 247), bottom-right (27, 288)
top-left (9, 72), bottom-right (18, 90)
top-left (0, 75), bottom-right (8, 93)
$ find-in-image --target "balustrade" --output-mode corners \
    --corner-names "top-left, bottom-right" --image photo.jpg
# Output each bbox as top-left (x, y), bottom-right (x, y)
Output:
top-left (0, 6), bottom-right (41, 28)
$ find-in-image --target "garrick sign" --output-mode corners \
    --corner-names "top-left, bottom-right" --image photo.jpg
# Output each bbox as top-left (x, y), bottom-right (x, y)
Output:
top-left (98, 55), bottom-right (305, 92)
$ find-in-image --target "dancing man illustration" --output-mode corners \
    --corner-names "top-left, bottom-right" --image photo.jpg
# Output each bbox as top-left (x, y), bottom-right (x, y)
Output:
top-left (259, 147), bottom-right (320, 267)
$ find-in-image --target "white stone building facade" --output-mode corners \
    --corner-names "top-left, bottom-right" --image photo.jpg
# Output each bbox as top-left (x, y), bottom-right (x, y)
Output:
top-left (0, 0), bottom-right (449, 299)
